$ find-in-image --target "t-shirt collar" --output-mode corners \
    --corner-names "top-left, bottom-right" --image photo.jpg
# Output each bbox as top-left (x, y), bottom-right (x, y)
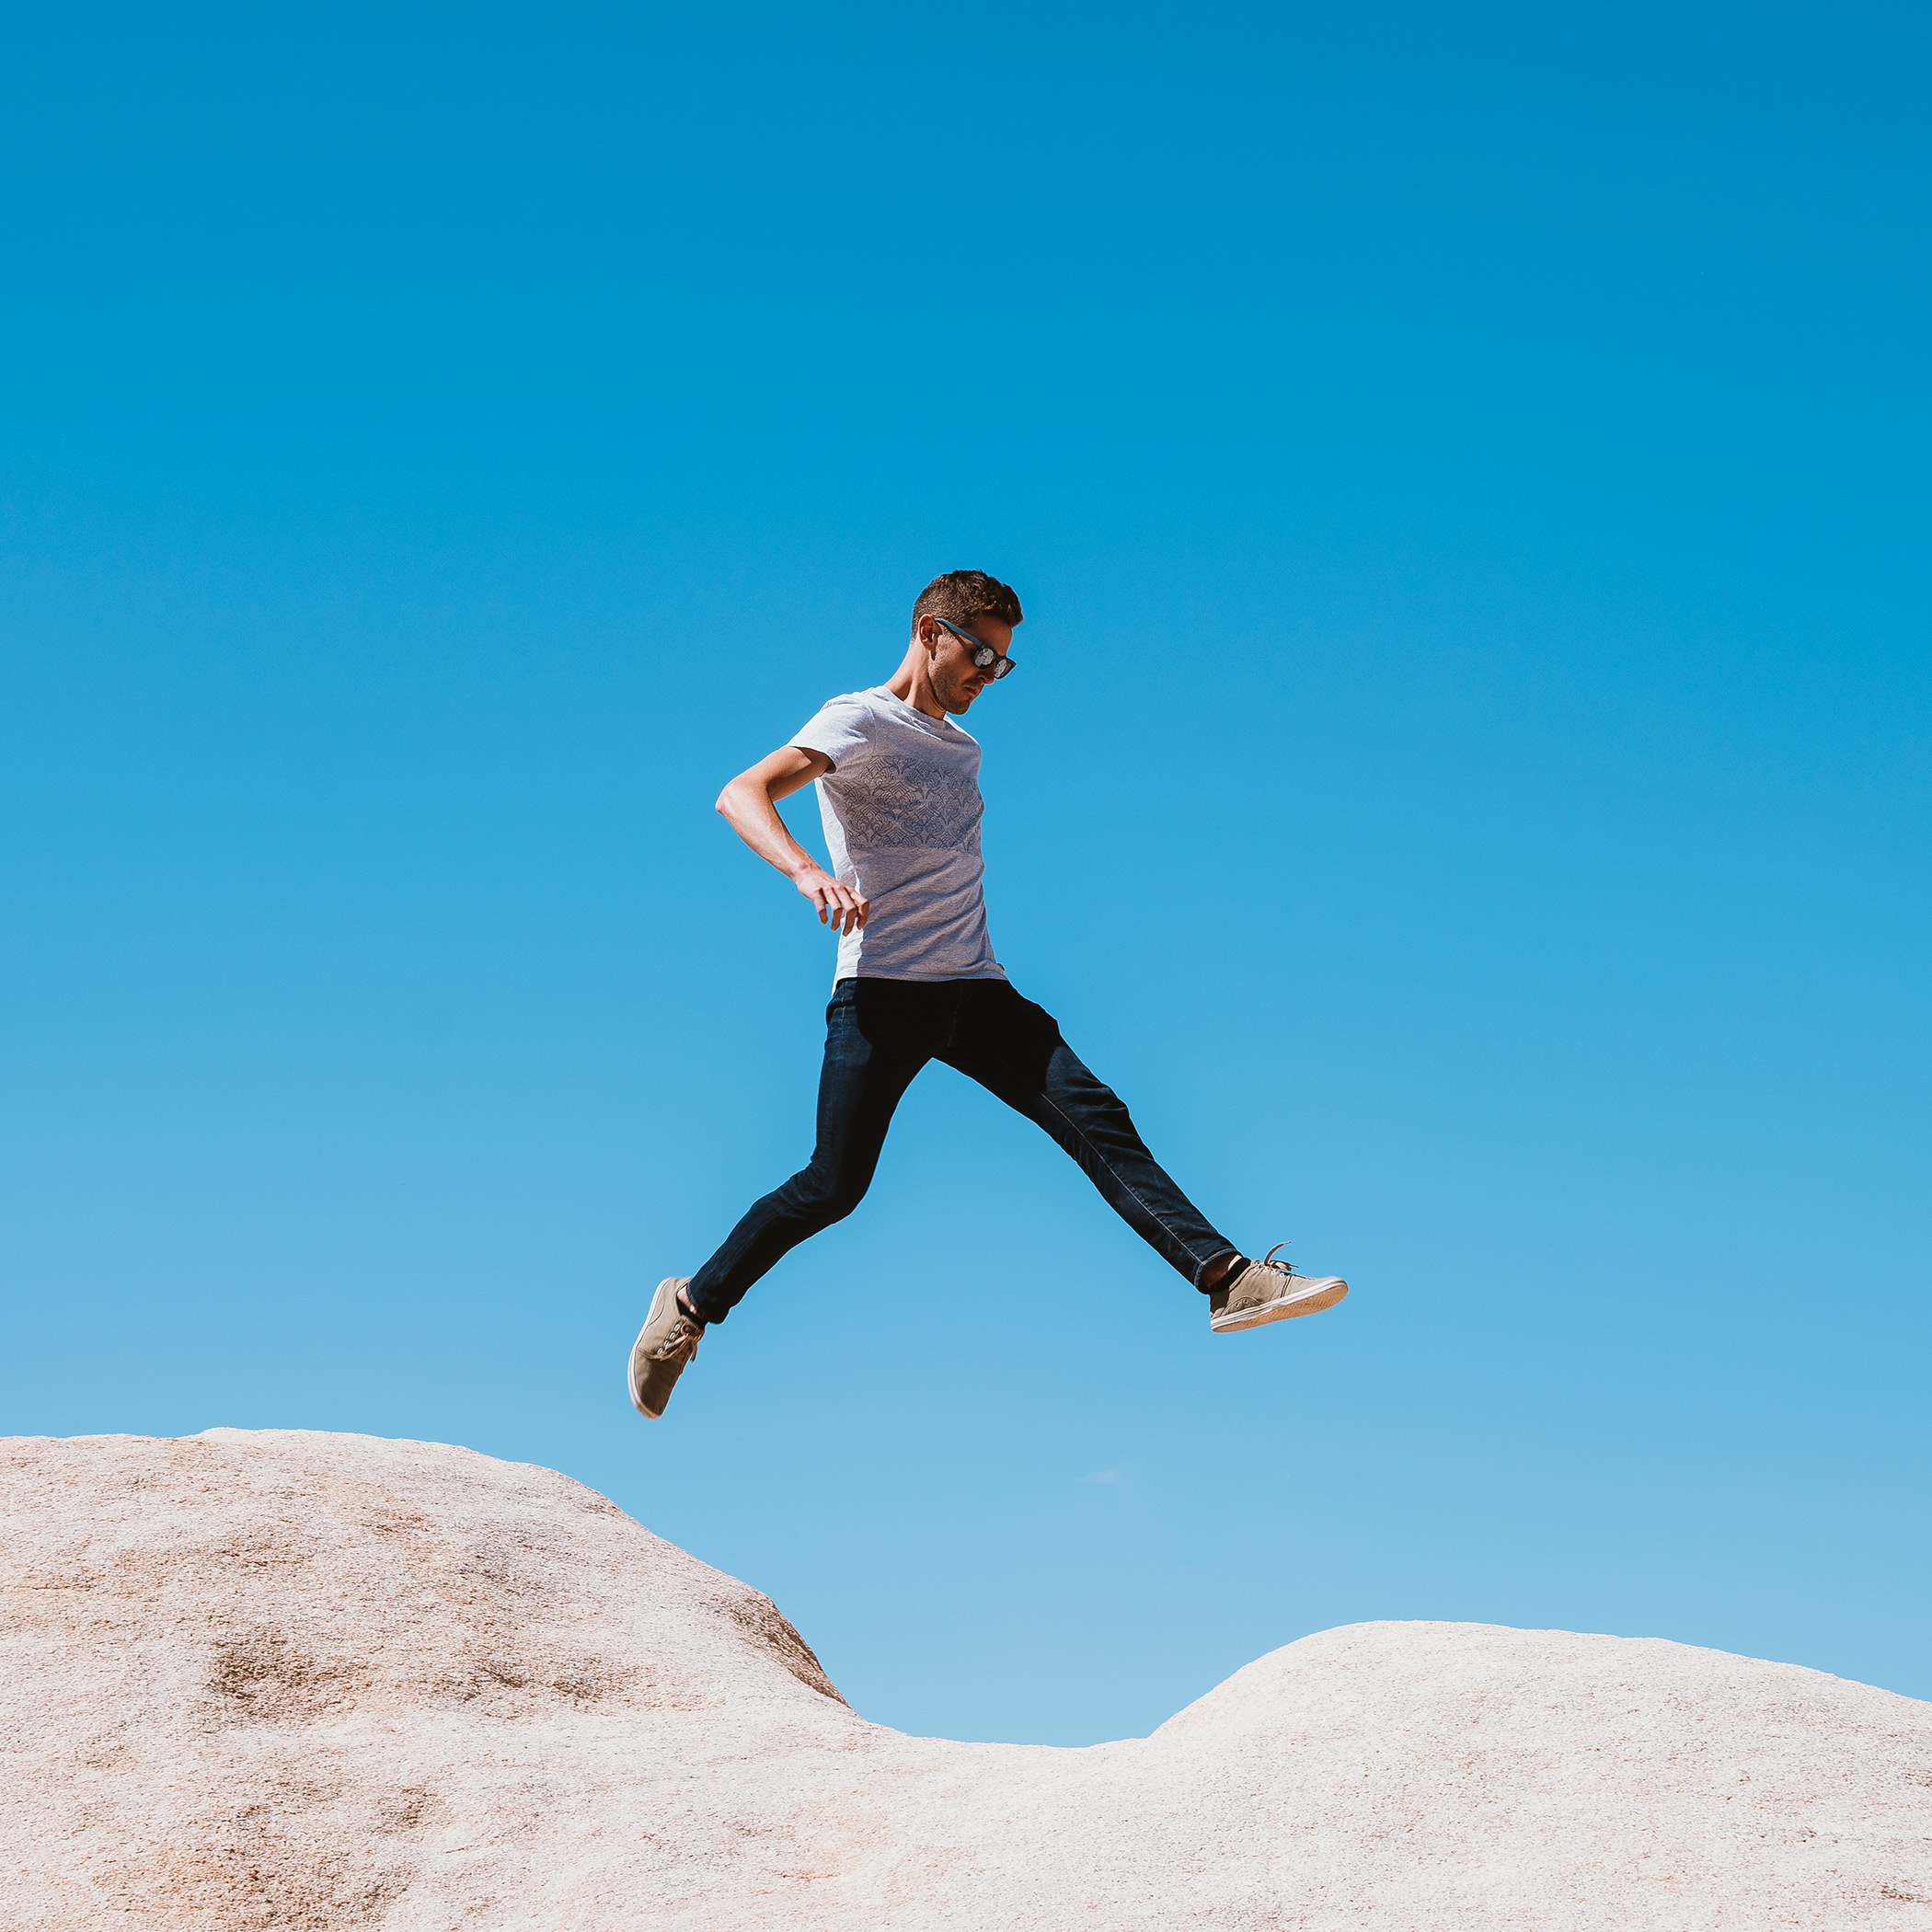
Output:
top-left (871, 685), bottom-right (953, 735)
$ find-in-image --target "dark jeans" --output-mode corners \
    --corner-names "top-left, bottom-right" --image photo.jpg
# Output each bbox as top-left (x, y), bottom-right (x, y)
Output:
top-left (686, 976), bottom-right (1236, 1323)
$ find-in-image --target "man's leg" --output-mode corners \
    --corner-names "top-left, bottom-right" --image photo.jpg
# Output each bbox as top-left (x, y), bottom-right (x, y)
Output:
top-left (938, 981), bottom-right (1239, 1292)
top-left (683, 981), bottom-right (934, 1324)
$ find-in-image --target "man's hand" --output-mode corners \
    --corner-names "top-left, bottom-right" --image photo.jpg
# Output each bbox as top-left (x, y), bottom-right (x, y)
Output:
top-left (795, 866), bottom-right (868, 937)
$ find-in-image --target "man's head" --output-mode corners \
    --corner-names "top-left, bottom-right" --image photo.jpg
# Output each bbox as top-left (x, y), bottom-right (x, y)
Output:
top-left (908, 569), bottom-right (1024, 715)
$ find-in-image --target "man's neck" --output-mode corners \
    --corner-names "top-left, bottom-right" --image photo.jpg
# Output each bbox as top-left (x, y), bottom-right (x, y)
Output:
top-left (884, 648), bottom-right (949, 720)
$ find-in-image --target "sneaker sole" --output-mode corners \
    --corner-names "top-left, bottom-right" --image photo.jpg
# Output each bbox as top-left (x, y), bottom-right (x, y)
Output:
top-left (1210, 1275), bottom-right (1348, 1333)
top-left (627, 1277), bottom-right (678, 1419)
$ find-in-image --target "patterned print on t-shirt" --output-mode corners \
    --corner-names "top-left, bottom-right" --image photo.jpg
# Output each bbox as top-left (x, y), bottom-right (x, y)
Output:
top-left (831, 753), bottom-right (984, 851)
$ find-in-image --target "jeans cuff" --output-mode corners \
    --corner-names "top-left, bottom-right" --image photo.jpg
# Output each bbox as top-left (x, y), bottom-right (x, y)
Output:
top-left (1192, 1246), bottom-right (1241, 1293)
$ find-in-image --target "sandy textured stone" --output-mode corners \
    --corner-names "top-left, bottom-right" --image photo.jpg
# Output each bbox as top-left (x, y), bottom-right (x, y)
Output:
top-left (3, 1430), bottom-right (1928, 1929)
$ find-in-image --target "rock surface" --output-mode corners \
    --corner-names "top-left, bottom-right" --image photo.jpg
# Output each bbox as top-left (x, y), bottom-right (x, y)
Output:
top-left (4, 1430), bottom-right (1929, 1929)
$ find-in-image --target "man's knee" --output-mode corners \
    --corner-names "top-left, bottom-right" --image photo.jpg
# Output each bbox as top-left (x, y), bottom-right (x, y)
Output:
top-left (1047, 1043), bottom-right (1122, 1109)
top-left (786, 1159), bottom-right (873, 1225)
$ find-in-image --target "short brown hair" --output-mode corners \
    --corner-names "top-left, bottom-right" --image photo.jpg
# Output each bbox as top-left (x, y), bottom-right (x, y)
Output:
top-left (910, 569), bottom-right (1023, 637)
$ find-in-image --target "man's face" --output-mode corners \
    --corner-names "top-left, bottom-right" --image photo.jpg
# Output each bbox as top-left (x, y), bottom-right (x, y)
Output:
top-left (921, 613), bottom-right (1015, 715)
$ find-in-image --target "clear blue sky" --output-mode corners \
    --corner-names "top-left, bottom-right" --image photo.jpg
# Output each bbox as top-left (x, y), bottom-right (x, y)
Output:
top-left (4, 1), bottom-right (1926, 1745)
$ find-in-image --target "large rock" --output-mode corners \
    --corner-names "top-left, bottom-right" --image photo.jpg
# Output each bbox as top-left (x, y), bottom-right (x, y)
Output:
top-left (4, 1431), bottom-right (1928, 1929)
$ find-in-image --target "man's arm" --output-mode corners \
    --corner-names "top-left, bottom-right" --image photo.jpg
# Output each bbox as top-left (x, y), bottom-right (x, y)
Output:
top-left (715, 747), bottom-right (870, 937)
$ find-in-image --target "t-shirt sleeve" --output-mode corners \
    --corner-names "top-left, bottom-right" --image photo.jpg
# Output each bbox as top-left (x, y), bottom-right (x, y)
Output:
top-left (790, 694), bottom-right (872, 774)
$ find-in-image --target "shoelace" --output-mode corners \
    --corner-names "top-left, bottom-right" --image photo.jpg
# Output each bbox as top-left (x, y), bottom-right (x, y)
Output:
top-left (1256, 1241), bottom-right (1296, 1277)
top-left (650, 1318), bottom-right (701, 1363)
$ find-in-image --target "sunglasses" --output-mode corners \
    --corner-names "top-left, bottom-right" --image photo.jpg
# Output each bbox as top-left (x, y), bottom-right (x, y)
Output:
top-left (932, 615), bottom-right (1018, 681)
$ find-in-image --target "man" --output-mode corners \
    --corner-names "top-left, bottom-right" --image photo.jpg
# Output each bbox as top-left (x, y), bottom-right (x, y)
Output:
top-left (628, 569), bottom-right (1346, 1420)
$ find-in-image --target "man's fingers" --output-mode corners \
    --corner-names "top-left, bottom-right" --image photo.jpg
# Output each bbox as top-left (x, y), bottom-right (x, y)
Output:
top-left (802, 877), bottom-right (868, 937)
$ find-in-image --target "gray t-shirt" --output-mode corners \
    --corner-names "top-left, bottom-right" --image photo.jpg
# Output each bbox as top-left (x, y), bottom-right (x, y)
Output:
top-left (790, 686), bottom-right (1005, 984)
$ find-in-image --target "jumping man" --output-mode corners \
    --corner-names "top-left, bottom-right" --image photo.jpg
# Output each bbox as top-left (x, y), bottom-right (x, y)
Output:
top-left (628, 569), bottom-right (1347, 1420)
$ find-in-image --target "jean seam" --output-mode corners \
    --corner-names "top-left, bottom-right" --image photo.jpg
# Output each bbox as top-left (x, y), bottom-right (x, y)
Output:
top-left (1033, 1087), bottom-right (1216, 1278)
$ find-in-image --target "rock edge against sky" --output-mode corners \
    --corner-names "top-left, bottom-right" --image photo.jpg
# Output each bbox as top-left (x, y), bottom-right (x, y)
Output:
top-left (5, 1428), bottom-right (1929, 1929)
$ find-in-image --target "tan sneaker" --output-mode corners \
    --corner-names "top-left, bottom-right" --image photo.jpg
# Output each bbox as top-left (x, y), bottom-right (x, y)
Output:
top-left (1208, 1244), bottom-right (1348, 1333)
top-left (628, 1277), bottom-right (703, 1420)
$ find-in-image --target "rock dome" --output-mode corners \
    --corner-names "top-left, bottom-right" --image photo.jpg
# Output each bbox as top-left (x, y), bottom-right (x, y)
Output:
top-left (5, 1429), bottom-right (1928, 1927)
